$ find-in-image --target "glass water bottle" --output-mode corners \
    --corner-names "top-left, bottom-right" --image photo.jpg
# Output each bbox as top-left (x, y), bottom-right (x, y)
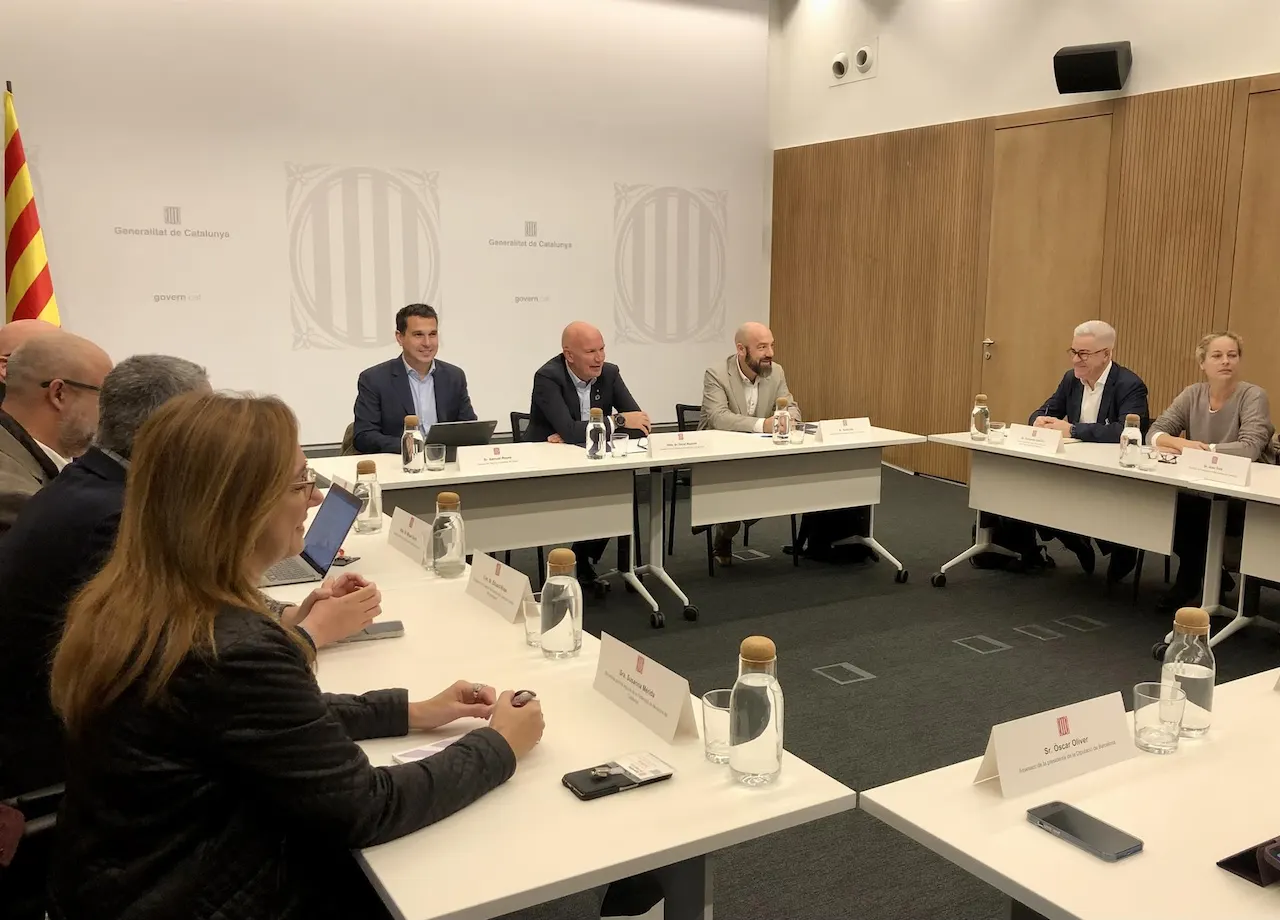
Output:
top-left (585, 407), bottom-right (608, 460)
top-left (970, 395), bottom-right (990, 441)
top-left (352, 459), bottom-right (383, 534)
top-left (402, 414), bottom-right (425, 473)
top-left (729, 635), bottom-right (784, 786)
top-left (430, 491), bottom-right (467, 578)
top-left (771, 398), bottom-right (792, 444)
top-left (540, 547), bottom-right (583, 659)
top-left (1161, 607), bottom-right (1215, 737)
top-left (1119, 413), bottom-right (1142, 468)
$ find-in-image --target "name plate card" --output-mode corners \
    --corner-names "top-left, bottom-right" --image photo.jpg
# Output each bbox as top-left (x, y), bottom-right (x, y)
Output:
top-left (1007, 423), bottom-right (1064, 455)
top-left (817, 417), bottom-right (871, 442)
top-left (1180, 448), bottom-right (1252, 487)
top-left (387, 507), bottom-right (428, 564)
top-left (593, 633), bottom-right (698, 743)
top-left (464, 553), bottom-right (532, 624)
top-left (457, 444), bottom-right (522, 472)
top-left (647, 432), bottom-right (706, 456)
top-left (329, 474), bottom-right (355, 494)
top-left (973, 691), bottom-right (1133, 798)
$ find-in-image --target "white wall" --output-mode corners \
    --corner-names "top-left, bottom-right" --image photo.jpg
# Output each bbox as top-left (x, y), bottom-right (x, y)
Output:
top-left (5, 0), bottom-right (770, 442)
top-left (771, 0), bottom-right (1280, 149)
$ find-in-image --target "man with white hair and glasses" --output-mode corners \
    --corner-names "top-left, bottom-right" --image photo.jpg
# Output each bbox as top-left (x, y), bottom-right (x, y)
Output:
top-left (1028, 319), bottom-right (1151, 582)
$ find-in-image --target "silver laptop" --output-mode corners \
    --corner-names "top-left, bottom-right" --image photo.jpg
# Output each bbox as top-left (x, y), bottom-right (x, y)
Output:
top-left (260, 485), bottom-right (362, 587)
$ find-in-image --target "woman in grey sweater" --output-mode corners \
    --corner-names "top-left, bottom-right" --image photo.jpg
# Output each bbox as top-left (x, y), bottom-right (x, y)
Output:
top-left (1148, 332), bottom-right (1276, 613)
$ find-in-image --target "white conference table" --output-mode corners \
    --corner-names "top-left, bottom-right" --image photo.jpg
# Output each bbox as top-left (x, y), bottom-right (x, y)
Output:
top-left (860, 668), bottom-right (1280, 920)
top-left (268, 523), bottom-right (857, 920)
top-left (929, 432), bottom-right (1273, 645)
top-left (312, 426), bottom-right (925, 626)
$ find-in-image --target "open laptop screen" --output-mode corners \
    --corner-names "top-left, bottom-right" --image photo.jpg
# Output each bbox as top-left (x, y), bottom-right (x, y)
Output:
top-left (300, 485), bottom-right (362, 572)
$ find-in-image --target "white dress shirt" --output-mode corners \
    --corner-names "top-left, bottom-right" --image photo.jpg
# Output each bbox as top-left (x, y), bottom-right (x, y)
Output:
top-left (34, 438), bottom-right (68, 471)
top-left (1079, 362), bottom-right (1112, 425)
top-left (736, 359), bottom-right (767, 434)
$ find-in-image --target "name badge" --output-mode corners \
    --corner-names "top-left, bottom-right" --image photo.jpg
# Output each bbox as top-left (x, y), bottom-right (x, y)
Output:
top-left (457, 444), bottom-right (522, 472)
top-left (593, 633), bottom-right (698, 743)
top-left (464, 552), bottom-right (532, 624)
top-left (1180, 448), bottom-right (1252, 486)
top-left (648, 432), bottom-right (705, 455)
top-left (1007, 423), bottom-right (1064, 455)
top-left (817, 418), bottom-right (871, 442)
top-left (387, 507), bottom-right (428, 564)
top-left (973, 692), bottom-right (1134, 797)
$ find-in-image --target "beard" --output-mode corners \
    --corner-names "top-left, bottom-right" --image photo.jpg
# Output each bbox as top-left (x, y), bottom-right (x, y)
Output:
top-left (58, 411), bottom-right (95, 459)
top-left (746, 355), bottom-right (773, 377)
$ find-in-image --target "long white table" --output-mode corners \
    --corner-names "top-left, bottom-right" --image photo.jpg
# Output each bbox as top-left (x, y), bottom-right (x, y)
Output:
top-left (860, 669), bottom-right (1280, 920)
top-left (313, 427), bottom-right (925, 627)
top-left (268, 523), bottom-right (857, 920)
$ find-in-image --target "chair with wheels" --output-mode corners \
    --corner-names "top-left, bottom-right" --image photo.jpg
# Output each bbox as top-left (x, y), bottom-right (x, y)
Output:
top-left (503, 412), bottom-right (545, 581)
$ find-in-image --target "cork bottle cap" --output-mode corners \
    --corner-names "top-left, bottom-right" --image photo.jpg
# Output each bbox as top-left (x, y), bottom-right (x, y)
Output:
top-left (356, 460), bottom-right (376, 475)
top-left (740, 635), bottom-right (777, 662)
top-left (404, 414), bottom-right (420, 428)
top-left (436, 491), bottom-right (460, 509)
top-left (590, 407), bottom-right (604, 419)
top-left (975, 394), bottom-right (988, 403)
top-left (1125, 414), bottom-right (1140, 426)
top-left (775, 397), bottom-right (789, 409)
top-left (547, 546), bottom-right (576, 574)
top-left (1173, 607), bottom-right (1210, 636)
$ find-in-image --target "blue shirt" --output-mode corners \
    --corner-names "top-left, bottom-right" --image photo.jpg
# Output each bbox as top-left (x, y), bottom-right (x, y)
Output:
top-left (404, 359), bottom-right (438, 430)
top-left (567, 368), bottom-right (593, 422)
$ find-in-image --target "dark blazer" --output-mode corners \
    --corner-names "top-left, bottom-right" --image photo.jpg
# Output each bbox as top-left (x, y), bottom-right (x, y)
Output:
top-left (49, 607), bottom-right (516, 920)
top-left (1028, 363), bottom-right (1150, 443)
top-left (526, 354), bottom-right (641, 446)
top-left (352, 356), bottom-right (477, 454)
top-left (0, 448), bottom-right (125, 798)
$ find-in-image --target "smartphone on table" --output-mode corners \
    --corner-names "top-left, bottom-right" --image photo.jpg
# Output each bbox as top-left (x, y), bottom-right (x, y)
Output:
top-left (1026, 801), bottom-right (1143, 862)
top-left (334, 620), bottom-right (405, 643)
top-left (562, 752), bottom-right (674, 801)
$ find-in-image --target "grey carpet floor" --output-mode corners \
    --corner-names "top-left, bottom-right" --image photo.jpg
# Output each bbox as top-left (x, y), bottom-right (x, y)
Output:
top-left (493, 469), bottom-right (1280, 920)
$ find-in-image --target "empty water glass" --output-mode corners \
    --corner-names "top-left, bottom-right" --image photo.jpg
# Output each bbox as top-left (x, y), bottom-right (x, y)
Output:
top-left (987, 422), bottom-right (1007, 444)
top-left (1133, 681), bottom-right (1187, 754)
top-left (701, 689), bottom-right (732, 763)
top-left (1138, 447), bottom-right (1159, 471)
top-left (521, 593), bottom-right (542, 647)
top-left (425, 443), bottom-right (447, 471)
top-left (611, 431), bottom-right (629, 457)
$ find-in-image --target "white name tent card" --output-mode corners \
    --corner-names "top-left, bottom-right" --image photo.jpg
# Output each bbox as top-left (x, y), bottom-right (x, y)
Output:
top-left (457, 444), bottom-right (522, 472)
top-left (593, 633), bottom-right (699, 743)
top-left (464, 552), bottom-right (532, 624)
top-left (329, 474), bottom-right (355, 494)
top-left (1180, 447), bottom-right (1252, 487)
top-left (387, 507), bottom-right (429, 564)
top-left (1007, 423), bottom-right (1064, 455)
top-left (817, 418), bottom-right (871, 441)
top-left (973, 691), bottom-right (1134, 798)
top-left (647, 432), bottom-right (706, 456)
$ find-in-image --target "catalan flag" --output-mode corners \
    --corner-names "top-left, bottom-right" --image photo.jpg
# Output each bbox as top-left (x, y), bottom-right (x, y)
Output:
top-left (4, 83), bottom-right (59, 325)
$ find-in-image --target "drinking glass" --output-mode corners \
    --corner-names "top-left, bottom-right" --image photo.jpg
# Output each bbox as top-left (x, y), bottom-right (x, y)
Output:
top-left (1133, 681), bottom-right (1187, 754)
top-left (1138, 447), bottom-right (1159, 471)
top-left (701, 689), bottom-right (732, 763)
top-left (521, 593), bottom-right (542, 647)
top-left (611, 432), bottom-right (629, 457)
top-left (424, 444), bottom-right (447, 471)
top-left (987, 422), bottom-right (1007, 445)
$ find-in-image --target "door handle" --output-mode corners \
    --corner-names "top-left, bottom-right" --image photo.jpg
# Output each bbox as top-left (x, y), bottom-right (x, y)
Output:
top-left (982, 338), bottom-right (995, 360)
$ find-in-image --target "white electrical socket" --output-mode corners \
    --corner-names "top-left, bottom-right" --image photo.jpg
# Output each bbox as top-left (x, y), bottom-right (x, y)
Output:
top-left (829, 37), bottom-right (878, 88)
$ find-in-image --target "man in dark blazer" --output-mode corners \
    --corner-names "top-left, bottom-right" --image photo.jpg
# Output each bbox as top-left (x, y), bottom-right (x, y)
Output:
top-left (528, 321), bottom-right (651, 584)
top-left (1027, 320), bottom-right (1150, 581)
top-left (352, 303), bottom-right (476, 454)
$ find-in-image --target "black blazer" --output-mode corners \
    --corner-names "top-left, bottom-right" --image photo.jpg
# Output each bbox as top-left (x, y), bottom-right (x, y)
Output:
top-left (526, 354), bottom-right (641, 446)
top-left (352, 357), bottom-right (477, 454)
top-left (49, 608), bottom-right (516, 920)
top-left (0, 448), bottom-right (126, 798)
top-left (1028, 363), bottom-right (1150, 443)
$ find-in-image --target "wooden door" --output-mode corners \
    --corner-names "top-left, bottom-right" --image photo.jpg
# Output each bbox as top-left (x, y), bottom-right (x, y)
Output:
top-left (1226, 90), bottom-right (1280, 402)
top-left (980, 115), bottom-right (1114, 426)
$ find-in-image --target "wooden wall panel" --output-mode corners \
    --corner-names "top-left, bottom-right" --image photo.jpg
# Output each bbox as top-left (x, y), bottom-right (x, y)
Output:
top-left (769, 121), bottom-right (986, 482)
top-left (1101, 81), bottom-right (1239, 417)
top-left (1226, 89), bottom-right (1280, 405)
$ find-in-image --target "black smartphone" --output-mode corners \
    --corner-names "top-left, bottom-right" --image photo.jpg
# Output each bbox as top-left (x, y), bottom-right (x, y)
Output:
top-left (562, 753), bottom-right (674, 801)
top-left (334, 620), bottom-right (405, 643)
top-left (1026, 802), bottom-right (1143, 862)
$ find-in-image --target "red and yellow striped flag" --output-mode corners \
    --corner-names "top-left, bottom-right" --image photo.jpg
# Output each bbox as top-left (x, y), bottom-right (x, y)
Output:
top-left (4, 84), bottom-right (59, 325)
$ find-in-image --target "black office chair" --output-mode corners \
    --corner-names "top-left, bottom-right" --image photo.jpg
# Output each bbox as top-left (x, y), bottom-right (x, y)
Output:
top-left (504, 412), bottom-right (546, 581)
top-left (0, 783), bottom-right (63, 920)
top-left (666, 405), bottom-right (710, 565)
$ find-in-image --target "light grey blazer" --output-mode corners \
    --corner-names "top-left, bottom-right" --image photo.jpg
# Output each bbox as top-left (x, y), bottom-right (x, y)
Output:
top-left (700, 355), bottom-right (799, 432)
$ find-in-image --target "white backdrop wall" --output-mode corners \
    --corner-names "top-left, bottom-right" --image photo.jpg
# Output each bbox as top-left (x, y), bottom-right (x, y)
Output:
top-left (5, 0), bottom-right (770, 442)
top-left (771, 0), bottom-right (1280, 149)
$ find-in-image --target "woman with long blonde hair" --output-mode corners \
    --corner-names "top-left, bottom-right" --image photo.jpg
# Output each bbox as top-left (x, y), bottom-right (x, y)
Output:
top-left (47, 392), bottom-right (544, 920)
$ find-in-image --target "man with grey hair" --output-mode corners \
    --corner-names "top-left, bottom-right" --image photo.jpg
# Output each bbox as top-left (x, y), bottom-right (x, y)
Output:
top-left (1026, 319), bottom-right (1150, 581)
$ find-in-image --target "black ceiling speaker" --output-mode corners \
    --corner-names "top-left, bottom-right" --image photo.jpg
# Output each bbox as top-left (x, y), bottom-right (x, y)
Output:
top-left (1053, 41), bottom-right (1132, 94)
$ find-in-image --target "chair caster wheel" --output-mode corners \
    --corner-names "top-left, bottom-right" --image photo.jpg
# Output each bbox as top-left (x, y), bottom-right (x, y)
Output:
top-left (591, 581), bottom-right (609, 600)
top-left (1151, 641), bottom-right (1169, 662)
top-left (650, 611), bottom-right (666, 629)
top-left (931, 573), bottom-right (947, 588)
top-left (894, 569), bottom-right (909, 584)
top-left (683, 605), bottom-right (699, 621)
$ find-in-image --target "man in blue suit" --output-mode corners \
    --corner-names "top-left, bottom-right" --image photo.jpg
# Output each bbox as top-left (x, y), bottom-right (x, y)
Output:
top-left (1028, 319), bottom-right (1150, 582)
top-left (352, 304), bottom-right (476, 454)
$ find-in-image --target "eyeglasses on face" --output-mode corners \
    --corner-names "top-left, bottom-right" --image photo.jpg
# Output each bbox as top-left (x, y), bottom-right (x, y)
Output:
top-left (292, 466), bottom-right (318, 499)
top-left (1067, 348), bottom-right (1108, 360)
top-left (39, 378), bottom-right (102, 393)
